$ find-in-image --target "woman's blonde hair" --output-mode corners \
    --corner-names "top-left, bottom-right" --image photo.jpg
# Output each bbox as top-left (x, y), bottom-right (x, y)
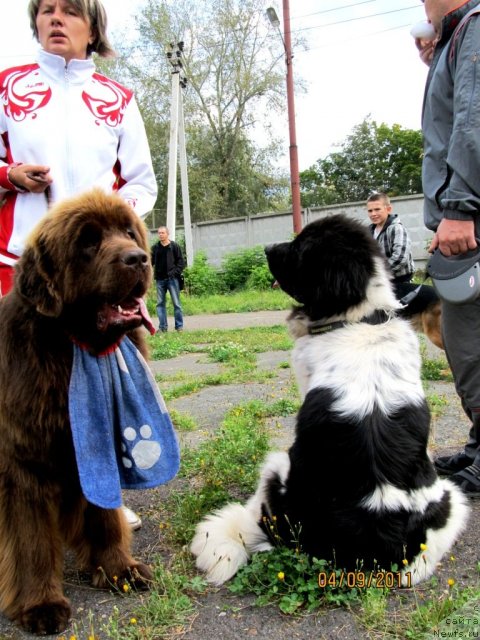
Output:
top-left (28, 0), bottom-right (115, 58)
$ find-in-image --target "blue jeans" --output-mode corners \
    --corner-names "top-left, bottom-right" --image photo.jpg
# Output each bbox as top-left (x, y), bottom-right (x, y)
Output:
top-left (156, 277), bottom-right (183, 331)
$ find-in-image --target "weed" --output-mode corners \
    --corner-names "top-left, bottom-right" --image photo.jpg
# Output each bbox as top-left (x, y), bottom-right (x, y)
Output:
top-left (180, 401), bottom-right (271, 492)
top-left (207, 341), bottom-right (253, 363)
top-left (99, 555), bottom-right (203, 639)
top-left (268, 397), bottom-right (300, 416)
top-left (425, 391), bottom-right (448, 419)
top-left (403, 584), bottom-right (480, 638)
top-left (358, 586), bottom-right (389, 631)
top-left (168, 408), bottom-right (198, 432)
top-left (422, 356), bottom-right (453, 382)
top-left (160, 399), bottom-right (291, 546)
top-left (229, 547), bottom-right (360, 614)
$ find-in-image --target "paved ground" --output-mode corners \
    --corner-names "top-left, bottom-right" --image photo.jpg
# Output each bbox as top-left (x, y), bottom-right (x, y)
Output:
top-left (0, 312), bottom-right (478, 640)
top-left (162, 309), bottom-right (290, 331)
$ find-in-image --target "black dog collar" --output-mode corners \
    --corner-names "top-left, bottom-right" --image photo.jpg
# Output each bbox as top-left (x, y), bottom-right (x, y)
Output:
top-left (308, 310), bottom-right (391, 335)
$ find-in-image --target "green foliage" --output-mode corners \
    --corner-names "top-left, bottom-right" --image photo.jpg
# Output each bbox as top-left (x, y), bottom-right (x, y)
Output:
top-left (165, 401), bottom-right (272, 545)
top-left (180, 289), bottom-right (292, 314)
top-left (168, 408), bottom-right (198, 432)
top-left (229, 549), bottom-right (360, 614)
top-left (421, 356), bottom-right (453, 381)
top-left (222, 245), bottom-right (269, 290)
top-left (207, 341), bottom-right (252, 363)
top-left (246, 263), bottom-right (275, 290)
top-left (300, 115), bottom-right (423, 206)
top-left (145, 277), bottom-right (292, 317)
top-left (425, 392), bottom-right (448, 419)
top-left (181, 401), bottom-right (270, 492)
top-left (149, 325), bottom-right (293, 361)
top-left (183, 251), bottom-right (225, 296)
top-left (403, 586), bottom-right (480, 638)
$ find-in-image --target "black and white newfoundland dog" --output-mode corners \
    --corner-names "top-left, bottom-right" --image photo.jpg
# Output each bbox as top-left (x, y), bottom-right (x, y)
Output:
top-left (190, 215), bottom-right (469, 586)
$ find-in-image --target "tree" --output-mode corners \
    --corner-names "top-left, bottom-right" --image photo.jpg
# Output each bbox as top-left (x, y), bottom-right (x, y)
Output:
top-left (299, 116), bottom-right (424, 207)
top-left (100, 0), bottom-right (290, 221)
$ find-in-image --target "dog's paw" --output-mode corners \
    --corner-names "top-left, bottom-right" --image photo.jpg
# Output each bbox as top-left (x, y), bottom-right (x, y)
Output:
top-left (124, 562), bottom-right (154, 590)
top-left (18, 599), bottom-right (71, 635)
top-left (92, 562), bottom-right (153, 591)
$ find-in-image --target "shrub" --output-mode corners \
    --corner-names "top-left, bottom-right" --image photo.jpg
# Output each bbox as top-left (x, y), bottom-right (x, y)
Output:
top-left (183, 251), bottom-right (224, 296)
top-left (246, 263), bottom-right (275, 290)
top-left (222, 245), bottom-right (268, 290)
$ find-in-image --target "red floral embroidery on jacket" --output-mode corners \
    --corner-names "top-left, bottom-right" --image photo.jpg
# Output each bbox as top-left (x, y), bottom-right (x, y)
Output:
top-left (82, 74), bottom-right (133, 127)
top-left (0, 65), bottom-right (51, 121)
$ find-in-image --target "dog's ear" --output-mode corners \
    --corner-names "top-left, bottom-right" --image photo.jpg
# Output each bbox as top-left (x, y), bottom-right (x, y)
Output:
top-left (15, 242), bottom-right (63, 317)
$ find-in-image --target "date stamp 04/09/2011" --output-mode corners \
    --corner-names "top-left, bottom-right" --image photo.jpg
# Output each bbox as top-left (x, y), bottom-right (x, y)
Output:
top-left (318, 571), bottom-right (411, 589)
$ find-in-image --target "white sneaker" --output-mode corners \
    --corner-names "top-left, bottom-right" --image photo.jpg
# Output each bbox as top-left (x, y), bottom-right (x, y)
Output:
top-left (121, 505), bottom-right (142, 531)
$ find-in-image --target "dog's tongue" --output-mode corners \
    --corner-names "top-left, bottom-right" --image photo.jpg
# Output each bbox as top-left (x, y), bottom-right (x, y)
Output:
top-left (138, 297), bottom-right (156, 335)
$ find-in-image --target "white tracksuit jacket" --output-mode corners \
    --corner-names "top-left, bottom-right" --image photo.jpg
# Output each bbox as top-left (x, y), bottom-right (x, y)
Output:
top-left (0, 49), bottom-right (157, 266)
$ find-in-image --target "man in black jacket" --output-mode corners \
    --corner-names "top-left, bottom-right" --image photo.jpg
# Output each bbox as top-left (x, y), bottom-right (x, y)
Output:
top-left (151, 226), bottom-right (185, 332)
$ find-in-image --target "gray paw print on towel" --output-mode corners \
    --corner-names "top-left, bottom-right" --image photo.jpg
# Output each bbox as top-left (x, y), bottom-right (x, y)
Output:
top-left (122, 425), bottom-right (161, 469)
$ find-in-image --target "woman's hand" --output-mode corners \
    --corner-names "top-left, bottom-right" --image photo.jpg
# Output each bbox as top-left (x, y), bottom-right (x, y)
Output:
top-left (8, 164), bottom-right (52, 193)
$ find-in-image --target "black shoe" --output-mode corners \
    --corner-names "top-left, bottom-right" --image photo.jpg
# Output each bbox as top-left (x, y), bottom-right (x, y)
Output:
top-left (434, 452), bottom-right (472, 476)
top-left (449, 464), bottom-right (480, 498)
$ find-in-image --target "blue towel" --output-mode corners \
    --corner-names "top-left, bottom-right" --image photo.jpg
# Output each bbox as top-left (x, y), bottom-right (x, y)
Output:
top-left (69, 337), bottom-right (180, 509)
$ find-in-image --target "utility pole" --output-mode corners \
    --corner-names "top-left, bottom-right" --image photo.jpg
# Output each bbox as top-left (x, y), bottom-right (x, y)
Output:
top-left (267, 2), bottom-right (302, 234)
top-left (166, 42), bottom-right (194, 266)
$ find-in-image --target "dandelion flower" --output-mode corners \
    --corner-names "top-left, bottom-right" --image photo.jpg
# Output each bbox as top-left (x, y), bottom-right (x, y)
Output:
top-left (123, 583), bottom-right (130, 593)
top-left (420, 543), bottom-right (427, 551)
top-left (130, 618), bottom-right (137, 625)
top-left (447, 578), bottom-right (455, 587)
top-left (277, 571), bottom-right (285, 581)
top-left (402, 559), bottom-right (409, 566)
top-left (450, 555), bottom-right (455, 562)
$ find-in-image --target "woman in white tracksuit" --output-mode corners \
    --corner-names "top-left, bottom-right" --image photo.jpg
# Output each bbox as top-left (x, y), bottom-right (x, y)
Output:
top-left (0, 0), bottom-right (157, 297)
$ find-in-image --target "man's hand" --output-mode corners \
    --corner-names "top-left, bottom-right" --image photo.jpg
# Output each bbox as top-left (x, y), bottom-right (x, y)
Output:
top-left (8, 164), bottom-right (52, 193)
top-left (415, 37), bottom-right (437, 66)
top-left (429, 218), bottom-right (477, 256)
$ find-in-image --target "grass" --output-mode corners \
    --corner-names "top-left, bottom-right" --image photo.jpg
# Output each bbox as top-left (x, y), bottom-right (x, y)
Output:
top-left (161, 400), bottom-right (279, 547)
top-left (148, 325), bottom-right (293, 361)
top-left (146, 286), bottom-right (292, 317)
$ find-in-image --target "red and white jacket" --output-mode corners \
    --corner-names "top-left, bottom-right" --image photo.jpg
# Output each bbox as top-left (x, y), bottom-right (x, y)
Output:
top-left (0, 50), bottom-right (157, 265)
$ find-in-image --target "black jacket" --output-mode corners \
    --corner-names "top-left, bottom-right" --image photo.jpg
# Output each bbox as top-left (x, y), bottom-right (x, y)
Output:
top-left (151, 241), bottom-right (185, 281)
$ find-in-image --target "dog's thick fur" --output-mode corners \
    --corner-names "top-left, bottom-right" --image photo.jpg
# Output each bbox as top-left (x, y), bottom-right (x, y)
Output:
top-left (0, 190), bottom-right (155, 634)
top-left (191, 215), bottom-right (468, 587)
top-left (408, 300), bottom-right (443, 350)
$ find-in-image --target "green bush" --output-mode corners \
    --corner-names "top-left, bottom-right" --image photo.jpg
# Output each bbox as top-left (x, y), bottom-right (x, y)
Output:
top-left (246, 263), bottom-right (275, 290)
top-left (183, 251), bottom-right (224, 296)
top-left (222, 245), bottom-right (268, 290)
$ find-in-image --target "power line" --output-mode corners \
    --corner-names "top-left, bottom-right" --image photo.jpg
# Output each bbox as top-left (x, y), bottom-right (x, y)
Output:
top-left (298, 21), bottom-right (417, 55)
top-left (290, 0), bottom-right (376, 21)
top-left (289, 5), bottom-right (421, 36)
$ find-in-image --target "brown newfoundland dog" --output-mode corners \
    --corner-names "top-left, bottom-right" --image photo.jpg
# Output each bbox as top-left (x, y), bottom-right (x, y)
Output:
top-left (0, 190), bottom-right (157, 634)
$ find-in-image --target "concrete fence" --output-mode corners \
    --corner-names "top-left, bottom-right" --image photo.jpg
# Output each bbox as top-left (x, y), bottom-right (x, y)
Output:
top-left (147, 193), bottom-right (432, 270)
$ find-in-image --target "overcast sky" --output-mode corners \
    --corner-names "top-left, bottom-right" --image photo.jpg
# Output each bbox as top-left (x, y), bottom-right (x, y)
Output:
top-left (1, 0), bottom-right (428, 171)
